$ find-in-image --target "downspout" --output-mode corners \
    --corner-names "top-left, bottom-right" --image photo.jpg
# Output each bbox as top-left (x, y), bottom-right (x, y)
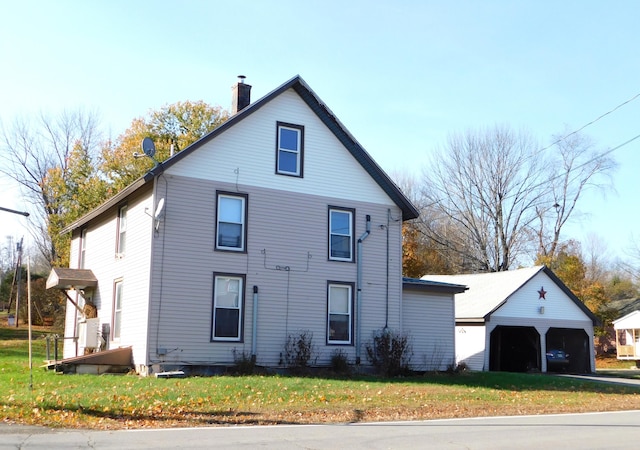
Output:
top-left (356, 215), bottom-right (371, 365)
top-left (251, 285), bottom-right (258, 362)
top-left (385, 209), bottom-right (390, 329)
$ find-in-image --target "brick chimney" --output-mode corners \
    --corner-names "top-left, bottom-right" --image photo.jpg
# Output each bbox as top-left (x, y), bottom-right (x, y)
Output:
top-left (231, 75), bottom-right (251, 114)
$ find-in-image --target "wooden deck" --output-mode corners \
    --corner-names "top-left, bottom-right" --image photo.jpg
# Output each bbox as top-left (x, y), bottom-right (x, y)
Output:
top-left (43, 346), bottom-right (133, 374)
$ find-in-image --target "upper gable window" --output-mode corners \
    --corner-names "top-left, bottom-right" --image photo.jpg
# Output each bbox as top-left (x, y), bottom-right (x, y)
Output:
top-left (216, 192), bottom-right (247, 252)
top-left (276, 122), bottom-right (304, 177)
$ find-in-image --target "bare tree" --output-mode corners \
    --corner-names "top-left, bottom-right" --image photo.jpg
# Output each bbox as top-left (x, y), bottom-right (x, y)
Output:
top-left (0, 110), bottom-right (102, 265)
top-left (420, 125), bottom-right (546, 272)
top-left (536, 128), bottom-right (617, 259)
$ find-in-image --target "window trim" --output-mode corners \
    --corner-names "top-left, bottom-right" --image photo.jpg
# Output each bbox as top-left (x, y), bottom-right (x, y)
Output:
top-left (275, 121), bottom-right (304, 177)
top-left (328, 206), bottom-right (355, 262)
top-left (327, 281), bottom-right (354, 345)
top-left (211, 273), bottom-right (246, 342)
top-left (116, 204), bottom-right (127, 257)
top-left (112, 278), bottom-right (124, 341)
top-left (215, 191), bottom-right (248, 252)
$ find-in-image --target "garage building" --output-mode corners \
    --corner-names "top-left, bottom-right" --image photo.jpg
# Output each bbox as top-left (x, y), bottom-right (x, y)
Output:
top-left (423, 266), bottom-right (597, 373)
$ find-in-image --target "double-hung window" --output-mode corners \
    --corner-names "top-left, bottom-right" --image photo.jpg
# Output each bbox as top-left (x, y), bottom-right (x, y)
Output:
top-left (329, 207), bottom-right (354, 261)
top-left (112, 279), bottom-right (124, 340)
top-left (216, 192), bottom-right (247, 251)
top-left (276, 122), bottom-right (304, 177)
top-left (212, 273), bottom-right (244, 341)
top-left (116, 205), bottom-right (127, 256)
top-left (327, 282), bottom-right (353, 344)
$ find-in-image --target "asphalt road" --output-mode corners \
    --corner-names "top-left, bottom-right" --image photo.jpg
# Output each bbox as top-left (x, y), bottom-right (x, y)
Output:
top-left (2, 410), bottom-right (640, 449)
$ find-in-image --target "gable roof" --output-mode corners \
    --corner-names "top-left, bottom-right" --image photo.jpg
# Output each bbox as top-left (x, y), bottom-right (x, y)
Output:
top-left (62, 75), bottom-right (418, 233)
top-left (612, 310), bottom-right (640, 329)
top-left (422, 265), bottom-right (598, 325)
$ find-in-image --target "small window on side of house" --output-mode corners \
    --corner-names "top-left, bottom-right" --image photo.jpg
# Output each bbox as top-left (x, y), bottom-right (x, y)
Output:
top-left (112, 279), bottom-right (124, 340)
top-left (211, 273), bottom-right (244, 341)
top-left (216, 192), bottom-right (247, 252)
top-left (116, 205), bottom-right (127, 257)
top-left (328, 207), bottom-right (354, 262)
top-left (79, 228), bottom-right (87, 269)
top-left (327, 282), bottom-right (353, 345)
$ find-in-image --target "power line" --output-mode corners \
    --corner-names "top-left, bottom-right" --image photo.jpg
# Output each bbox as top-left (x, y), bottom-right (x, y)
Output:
top-left (538, 91), bottom-right (640, 154)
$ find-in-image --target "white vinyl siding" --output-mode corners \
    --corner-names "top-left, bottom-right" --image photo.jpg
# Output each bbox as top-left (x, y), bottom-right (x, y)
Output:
top-left (165, 89), bottom-right (395, 208)
top-left (455, 324), bottom-right (486, 371)
top-left (212, 274), bottom-right (244, 341)
top-left (402, 289), bottom-right (456, 371)
top-left (492, 272), bottom-right (589, 321)
top-left (64, 184), bottom-right (154, 366)
top-left (147, 175), bottom-right (404, 368)
top-left (328, 283), bottom-right (353, 344)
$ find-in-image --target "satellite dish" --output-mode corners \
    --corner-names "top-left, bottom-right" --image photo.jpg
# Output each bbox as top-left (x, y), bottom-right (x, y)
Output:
top-left (154, 198), bottom-right (165, 220)
top-left (141, 137), bottom-right (156, 158)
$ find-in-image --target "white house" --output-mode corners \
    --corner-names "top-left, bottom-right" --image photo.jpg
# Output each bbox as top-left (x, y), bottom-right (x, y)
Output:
top-left (424, 266), bottom-right (598, 373)
top-left (612, 310), bottom-right (640, 364)
top-left (47, 75), bottom-right (465, 375)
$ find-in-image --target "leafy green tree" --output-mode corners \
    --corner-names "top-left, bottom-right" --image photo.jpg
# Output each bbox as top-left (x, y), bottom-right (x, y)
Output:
top-left (45, 142), bottom-right (109, 266)
top-left (102, 101), bottom-right (229, 191)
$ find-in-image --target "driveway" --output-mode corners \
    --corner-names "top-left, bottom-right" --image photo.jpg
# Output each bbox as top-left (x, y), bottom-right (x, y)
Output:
top-left (556, 371), bottom-right (640, 388)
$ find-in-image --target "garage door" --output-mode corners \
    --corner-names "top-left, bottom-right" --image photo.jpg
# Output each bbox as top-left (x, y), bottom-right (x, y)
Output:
top-left (546, 328), bottom-right (590, 373)
top-left (489, 326), bottom-right (540, 372)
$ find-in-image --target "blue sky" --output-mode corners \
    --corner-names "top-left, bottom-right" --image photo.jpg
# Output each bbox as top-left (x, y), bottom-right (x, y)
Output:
top-left (1, 0), bottom-right (639, 263)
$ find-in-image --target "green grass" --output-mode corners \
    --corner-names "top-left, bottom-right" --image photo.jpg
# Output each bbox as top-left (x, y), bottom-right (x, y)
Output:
top-left (2, 324), bottom-right (640, 430)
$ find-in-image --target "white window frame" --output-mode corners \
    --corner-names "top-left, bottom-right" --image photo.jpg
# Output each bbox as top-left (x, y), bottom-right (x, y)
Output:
top-left (212, 274), bottom-right (244, 341)
top-left (216, 192), bottom-right (247, 252)
top-left (276, 122), bottom-right (304, 177)
top-left (112, 279), bottom-right (124, 340)
top-left (79, 228), bottom-right (87, 269)
top-left (327, 282), bottom-right (353, 345)
top-left (329, 207), bottom-right (354, 262)
top-left (116, 205), bottom-right (127, 256)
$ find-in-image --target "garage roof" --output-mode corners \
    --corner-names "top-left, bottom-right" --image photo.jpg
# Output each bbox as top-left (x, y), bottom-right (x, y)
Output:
top-left (422, 265), bottom-right (597, 325)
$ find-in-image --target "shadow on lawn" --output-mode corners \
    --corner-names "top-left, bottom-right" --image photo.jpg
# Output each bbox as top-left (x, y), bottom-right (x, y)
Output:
top-left (30, 403), bottom-right (299, 426)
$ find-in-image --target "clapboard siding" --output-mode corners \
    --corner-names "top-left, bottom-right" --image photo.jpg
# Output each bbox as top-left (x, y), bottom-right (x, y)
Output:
top-left (165, 89), bottom-right (394, 208)
top-left (492, 271), bottom-right (587, 320)
top-left (402, 290), bottom-right (455, 371)
top-left (64, 184), bottom-right (154, 366)
top-left (146, 174), bottom-right (403, 368)
top-left (455, 325), bottom-right (486, 371)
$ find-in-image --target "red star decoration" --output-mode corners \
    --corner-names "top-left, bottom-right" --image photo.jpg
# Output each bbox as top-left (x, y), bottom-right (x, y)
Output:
top-left (538, 287), bottom-right (547, 299)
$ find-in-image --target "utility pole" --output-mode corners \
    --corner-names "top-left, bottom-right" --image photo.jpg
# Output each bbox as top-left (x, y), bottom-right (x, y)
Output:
top-left (1, 206), bottom-right (29, 327)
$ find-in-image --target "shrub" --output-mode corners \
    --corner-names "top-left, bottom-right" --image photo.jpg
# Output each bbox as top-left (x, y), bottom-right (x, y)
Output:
top-left (284, 330), bottom-right (317, 374)
top-left (365, 328), bottom-right (413, 377)
top-left (330, 348), bottom-right (351, 375)
top-left (231, 349), bottom-right (256, 375)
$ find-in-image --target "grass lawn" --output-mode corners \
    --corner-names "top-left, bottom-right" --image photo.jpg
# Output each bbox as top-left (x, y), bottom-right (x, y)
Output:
top-left (1, 322), bottom-right (640, 430)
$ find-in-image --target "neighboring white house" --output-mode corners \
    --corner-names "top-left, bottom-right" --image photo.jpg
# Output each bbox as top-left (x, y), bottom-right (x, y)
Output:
top-left (47, 75), bottom-right (465, 375)
top-left (423, 266), bottom-right (598, 373)
top-left (612, 310), bottom-right (640, 363)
